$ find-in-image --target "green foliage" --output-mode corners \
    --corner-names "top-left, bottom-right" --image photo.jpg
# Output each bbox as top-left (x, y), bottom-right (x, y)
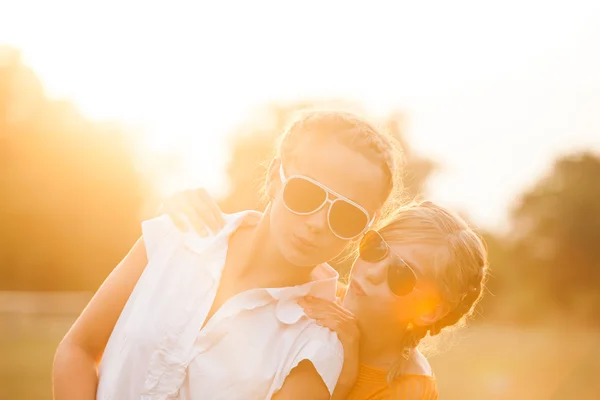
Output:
top-left (0, 47), bottom-right (147, 291)
top-left (482, 152), bottom-right (600, 323)
top-left (512, 152), bottom-right (600, 319)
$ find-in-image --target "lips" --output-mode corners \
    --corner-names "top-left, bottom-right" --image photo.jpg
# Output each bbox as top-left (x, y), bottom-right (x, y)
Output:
top-left (349, 279), bottom-right (367, 296)
top-left (292, 234), bottom-right (318, 250)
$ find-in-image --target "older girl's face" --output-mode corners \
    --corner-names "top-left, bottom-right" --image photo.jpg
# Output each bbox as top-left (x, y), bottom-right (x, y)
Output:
top-left (343, 241), bottom-right (445, 329)
top-left (268, 136), bottom-right (386, 267)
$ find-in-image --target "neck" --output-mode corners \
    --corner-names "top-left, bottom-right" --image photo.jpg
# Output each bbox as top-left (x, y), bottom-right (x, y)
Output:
top-left (358, 321), bottom-right (408, 369)
top-left (237, 207), bottom-right (314, 288)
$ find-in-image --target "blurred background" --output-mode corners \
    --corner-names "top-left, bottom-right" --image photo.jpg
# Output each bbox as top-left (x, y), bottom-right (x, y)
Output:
top-left (1, 1), bottom-right (600, 399)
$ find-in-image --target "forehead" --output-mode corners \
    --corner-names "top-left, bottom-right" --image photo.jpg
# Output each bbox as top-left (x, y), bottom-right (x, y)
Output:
top-left (287, 135), bottom-right (387, 213)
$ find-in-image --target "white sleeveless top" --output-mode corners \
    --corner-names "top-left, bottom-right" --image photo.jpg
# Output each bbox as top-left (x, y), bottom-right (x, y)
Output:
top-left (97, 211), bottom-right (343, 400)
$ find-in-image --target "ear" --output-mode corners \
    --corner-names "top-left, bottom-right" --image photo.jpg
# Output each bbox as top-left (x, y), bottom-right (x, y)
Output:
top-left (264, 157), bottom-right (282, 200)
top-left (413, 302), bottom-right (450, 327)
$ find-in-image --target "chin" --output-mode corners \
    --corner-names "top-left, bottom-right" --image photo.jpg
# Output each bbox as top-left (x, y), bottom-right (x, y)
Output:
top-left (283, 250), bottom-right (319, 268)
top-left (275, 241), bottom-right (313, 268)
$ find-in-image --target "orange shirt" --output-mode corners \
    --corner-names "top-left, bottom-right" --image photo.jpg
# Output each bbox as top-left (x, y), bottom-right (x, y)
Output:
top-left (336, 283), bottom-right (438, 399)
top-left (345, 364), bottom-right (438, 400)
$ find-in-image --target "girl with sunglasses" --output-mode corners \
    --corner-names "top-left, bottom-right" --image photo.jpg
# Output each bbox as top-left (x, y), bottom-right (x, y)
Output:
top-left (313, 201), bottom-right (487, 399)
top-left (53, 111), bottom-right (402, 400)
top-left (163, 198), bottom-right (488, 400)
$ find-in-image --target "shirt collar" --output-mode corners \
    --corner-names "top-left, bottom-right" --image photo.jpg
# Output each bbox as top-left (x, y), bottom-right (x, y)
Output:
top-left (182, 210), bottom-right (261, 254)
top-left (182, 210), bottom-right (339, 323)
top-left (265, 263), bottom-right (339, 302)
top-left (266, 263), bottom-right (339, 325)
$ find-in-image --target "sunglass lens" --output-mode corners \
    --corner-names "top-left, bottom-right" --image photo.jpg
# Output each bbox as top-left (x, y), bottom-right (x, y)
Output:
top-left (329, 200), bottom-right (369, 239)
top-left (387, 257), bottom-right (417, 296)
top-left (283, 177), bottom-right (327, 213)
top-left (359, 230), bottom-right (388, 261)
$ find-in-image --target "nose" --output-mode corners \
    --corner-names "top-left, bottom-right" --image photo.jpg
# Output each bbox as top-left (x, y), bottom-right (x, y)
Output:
top-left (304, 204), bottom-right (329, 234)
top-left (363, 259), bottom-right (388, 285)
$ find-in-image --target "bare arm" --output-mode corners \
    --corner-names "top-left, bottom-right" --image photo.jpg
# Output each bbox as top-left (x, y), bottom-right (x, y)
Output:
top-left (272, 360), bottom-right (331, 400)
top-left (52, 237), bottom-right (148, 400)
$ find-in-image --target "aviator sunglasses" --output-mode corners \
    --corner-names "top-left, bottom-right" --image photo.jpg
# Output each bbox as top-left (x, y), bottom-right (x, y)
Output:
top-left (279, 165), bottom-right (373, 240)
top-left (358, 230), bottom-right (418, 296)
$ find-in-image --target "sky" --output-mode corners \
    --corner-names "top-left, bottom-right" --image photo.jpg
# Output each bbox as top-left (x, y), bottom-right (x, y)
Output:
top-left (1, 0), bottom-right (599, 231)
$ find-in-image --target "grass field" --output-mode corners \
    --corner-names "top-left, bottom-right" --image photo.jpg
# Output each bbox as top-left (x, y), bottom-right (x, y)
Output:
top-left (1, 313), bottom-right (599, 399)
top-left (428, 324), bottom-right (600, 399)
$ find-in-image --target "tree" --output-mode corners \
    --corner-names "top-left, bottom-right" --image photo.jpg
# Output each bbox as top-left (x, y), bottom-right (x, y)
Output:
top-left (0, 47), bottom-right (148, 291)
top-left (507, 151), bottom-right (600, 321)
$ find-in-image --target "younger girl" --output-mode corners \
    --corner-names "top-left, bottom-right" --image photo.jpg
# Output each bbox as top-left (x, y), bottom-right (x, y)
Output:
top-left (305, 201), bottom-right (488, 399)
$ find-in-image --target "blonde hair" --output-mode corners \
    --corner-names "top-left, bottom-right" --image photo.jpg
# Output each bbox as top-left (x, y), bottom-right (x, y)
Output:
top-left (376, 201), bottom-right (489, 384)
top-left (275, 110), bottom-right (403, 206)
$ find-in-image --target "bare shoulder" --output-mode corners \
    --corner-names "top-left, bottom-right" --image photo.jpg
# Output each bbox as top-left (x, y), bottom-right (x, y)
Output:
top-left (272, 360), bottom-right (330, 400)
top-left (58, 238), bottom-right (148, 357)
top-left (391, 351), bottom-right (438, 400)
top-left (404, 348), bottom-right (434, 377)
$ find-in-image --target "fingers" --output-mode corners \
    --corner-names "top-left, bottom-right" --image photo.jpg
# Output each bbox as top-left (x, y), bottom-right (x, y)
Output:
top-left (312, 317), bottom-right (343, 334)
top-left (162, 188), bottom-right (227, 237)
top-left (161, 194), bottom-right (193, 233)
top-left (193, 188), bottom-right (226, 234)
top-left (299, 300), bottom-right (355, 327)
top-left (302, 308), bottom-right (343, 329)
top-left (301, 307), bottom-right (339, 320)
top-left (164, 206), bottom-right (188, 232)
top-left (302, 296), bottom-right (355, 319)
top-left (305, 310), bottom-right (360, 348)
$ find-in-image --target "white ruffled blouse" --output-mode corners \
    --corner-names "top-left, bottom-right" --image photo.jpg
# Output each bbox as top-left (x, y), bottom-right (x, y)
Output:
top-left (96, 211), bottom-right (343, 400)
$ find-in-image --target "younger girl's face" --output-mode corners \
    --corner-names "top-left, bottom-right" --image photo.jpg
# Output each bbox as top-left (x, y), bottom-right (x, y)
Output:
top-left (343, 241), bottom-right (445, 329)
top-left (269, 136), bottom-right (387, 267)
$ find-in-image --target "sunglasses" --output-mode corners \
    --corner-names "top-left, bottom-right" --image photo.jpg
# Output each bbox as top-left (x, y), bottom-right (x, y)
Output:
top-left (279, 165), bottom-right (373, 240)
top-left (359, 230), bottom-right (418, 296)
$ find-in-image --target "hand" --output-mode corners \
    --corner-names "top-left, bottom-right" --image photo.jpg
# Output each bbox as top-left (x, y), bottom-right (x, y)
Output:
top-left (160, 188), bottom-right (226, 236)
top-left (299, 296), bottom-right (360, 392)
